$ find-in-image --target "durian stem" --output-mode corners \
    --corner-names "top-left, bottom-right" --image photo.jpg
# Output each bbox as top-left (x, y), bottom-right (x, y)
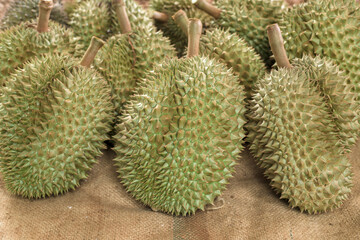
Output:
top-left (267, 24), bottom-right (292, 69)
top-left (193, 0), bottom-right (221, 19)
top-left (153, 11), bottom-right (169, 23)
top-left (37, 0), bottom-right (54, 33)
top-left (113, 0), bottom-right (132, 34)
top-left (80, 37), bottom-right (106, 68)
top-left (187, 19), bottom-right (203, 58)
top-left (173, 10), bottom-right (189, 36)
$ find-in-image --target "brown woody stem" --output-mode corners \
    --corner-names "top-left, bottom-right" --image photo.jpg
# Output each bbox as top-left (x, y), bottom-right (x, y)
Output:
top-left (153, 11), bottom-right (169, 22)
top-left (187, 19), bottom-right (203, 58)
top-left (173, 10), bottom-right (189, 36)
top-left (193, 0), bottom-right (221, 19)
top-left (37, 0), bottom-right (53, 33)
top-left (113, 0), bottom-right (132, 34)
top-left (267, 24), bottom-right (292, 68)
top-left (80, 37), bottom-right (106, 68)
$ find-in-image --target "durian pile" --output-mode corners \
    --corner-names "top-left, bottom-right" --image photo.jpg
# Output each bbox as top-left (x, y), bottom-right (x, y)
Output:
top-left (0, 0), bottom-right (359, 216)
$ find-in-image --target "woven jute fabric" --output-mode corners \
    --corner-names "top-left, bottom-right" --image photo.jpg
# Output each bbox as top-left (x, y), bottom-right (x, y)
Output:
top-left (1, 144), bottom-right (360, 239)
top-left (1, 0), bottom-right (360, 239)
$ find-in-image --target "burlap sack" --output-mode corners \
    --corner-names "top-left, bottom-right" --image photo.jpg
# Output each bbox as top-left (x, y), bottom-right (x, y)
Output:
top-left (1, 0), bottom-right (360, 239)
top-left (1, 143), bottom-right (360, 239)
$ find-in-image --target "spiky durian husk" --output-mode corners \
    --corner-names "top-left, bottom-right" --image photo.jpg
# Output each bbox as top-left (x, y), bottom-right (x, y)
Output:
top-left (211, 0), bottom-right (286, 66)
top-left (247, 56), bottom-right (355, 214)
top-left (281, 0), bottom-right (360, 92)
top-left (291, 56), bottom-right (360, 151)
top-left (0, 53), bottom-right (114, 199)
top-left (111, 0), bottom-right (153, 34)
top-left (0, 20), bottom-right (79, 86)
top-left (0, 103), bottom-right (4, 135)
top-left (95, 27), bottom-right (176, 115)
top-left (114, 56), bottom-right (246, 216)
top-left (61, 0), bottom-right (84, 15)
top-left (69, 0), bottom-right (111, 54)
top-left (199, 28), bottom-right (266, 98)
top-left (1, 0), bottom-right (69, 29)
top-left (151, 0), bottom-right (213, 55)
top-left (95, 34), bottom-right (133, 113)
top-left (69, 0), bottom-right (153, 54)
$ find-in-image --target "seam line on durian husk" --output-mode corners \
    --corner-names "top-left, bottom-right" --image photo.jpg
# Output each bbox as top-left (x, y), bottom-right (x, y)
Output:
top-left (127, 34), bottom-right (137, 71)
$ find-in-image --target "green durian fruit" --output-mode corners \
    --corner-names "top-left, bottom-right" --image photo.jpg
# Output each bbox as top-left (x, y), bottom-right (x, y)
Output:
top-left (61, 0), bottom-right (82, 14)
top-left (247, 25), bottom-right (358, 214)
top-left (114, 20), bottom-right (246, 216)
top-left (173, 10), bottom-right (266, 98)
top-left (285, 0), bottom-right (305, 6)
top-left (0, 0), bottom-right (79, 87)
top-left (95, 1), bottom-right (176, 115)
top-left (1, 0), bottom-right (69, 29)
top-left (194, 0), bottom-right (287, 66)
top-left (280, 0), bottom-right (360, 95)
top-left (0, 37), bottom-right (114, 199)
top-left (111, 0), bottom-right (153, 33)
top-left (69, 0), bottom-right (111, 54)
top-left (150, 0), bottom-right (213, 55)
top-left (69, 0), bottom-right (153, 53)
top-left (200, 29), bottom-right (266, 97)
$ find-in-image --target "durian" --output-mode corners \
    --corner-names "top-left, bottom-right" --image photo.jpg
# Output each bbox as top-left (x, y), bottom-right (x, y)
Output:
top-left (150, 0), bottom-right (213, 55)
top-left (61, 0), bottom-right (82, 14)
top-left (1, 0), bottom-right (69, 29)
top-left (114, 19), bottom-right (246, 216)
top-left (0, 37), bottom-right (114, 199)
top-left (285, 0), bottom-right (305, 6)
top-left (173, 10), bottom-right (266, 98)
top-left (0, 0), bottom-right (79, 86)
top-left (193, 0), bottom-right (287, 66)
top-left (94, 0), bottom-right (176, 115)
top-left (246, 24), bottom-right (358, 214)
top-left (69, 0), bottom-right (153, 53)
top-left (69, 0), bottom-right (111, 52)
top-left (280, 0), bottom-right (360, 94)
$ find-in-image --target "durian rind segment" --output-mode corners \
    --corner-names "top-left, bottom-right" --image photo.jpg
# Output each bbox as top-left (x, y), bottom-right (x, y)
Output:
top-left (95, 34), bottom-right (134, 113)
top-left (0, 54), bottom-right (114, 199)
top-left (281, 0), bottom-right (360, 90)
top-left (69, 0), bottom-right (111, 55)
top-left (114, 56), bottom-right (246, 216)
top-left (199, 28), bottom-right (266, 97)
top-left (211, 0), bottom-right (286, 66)
top-left (247, 56), bottom-right (354, 214)
top-left (95, 27), bottom-right (176, 114)
top-left (61, 0), bottom-right (85, 15)
top-left (111, 0), bottom-right (154, 34)
top-left (151, 0), bottom-right (213, 55)
top-left (291, 56), bottom-right (360, 152)
top-left (69, 0), bottom-right (154, 54)
top-left (1, 0), bottom-right (69, 29)
top-left (0, 21), bottom-right (79, 86)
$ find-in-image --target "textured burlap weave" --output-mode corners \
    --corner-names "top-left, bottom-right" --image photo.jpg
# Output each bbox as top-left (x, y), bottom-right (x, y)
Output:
top-left (1, 144), bottom-right (360, 239)
top-left (1, 1), bottom-right (360, 239)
